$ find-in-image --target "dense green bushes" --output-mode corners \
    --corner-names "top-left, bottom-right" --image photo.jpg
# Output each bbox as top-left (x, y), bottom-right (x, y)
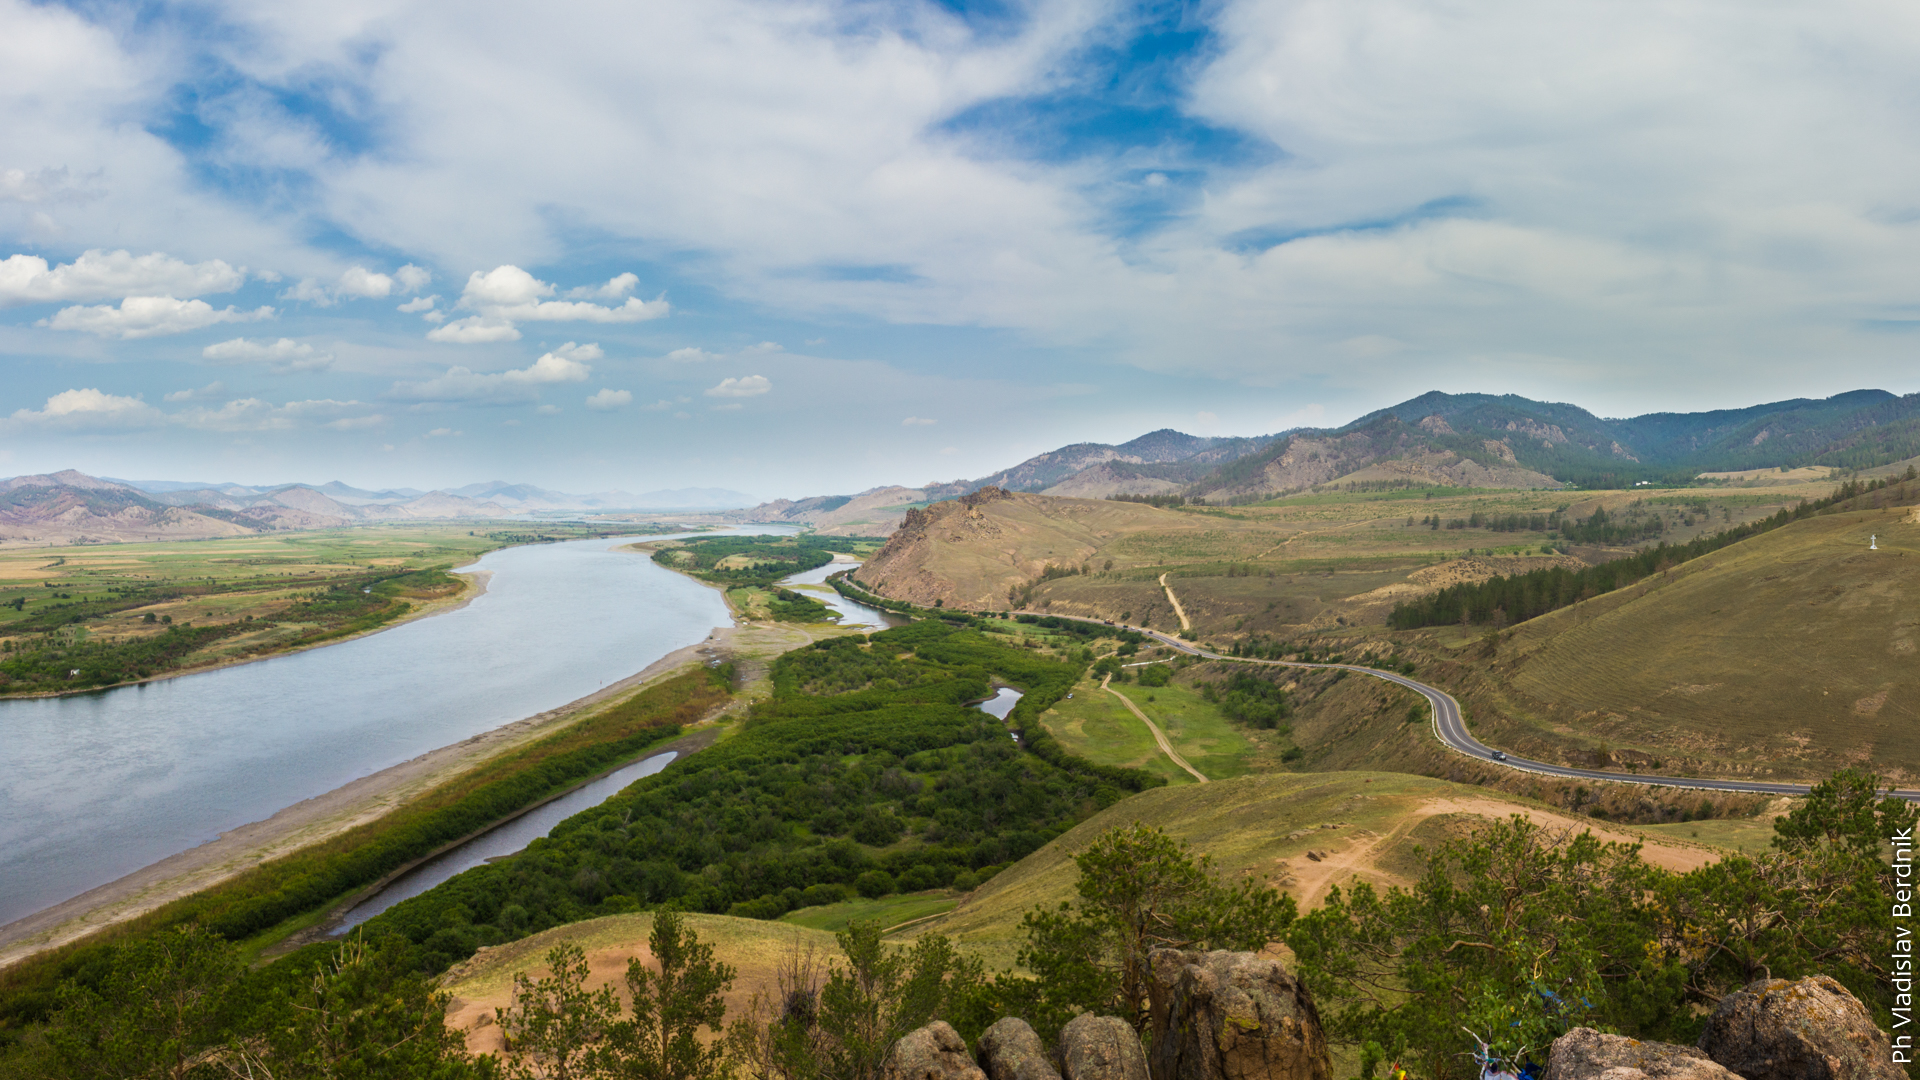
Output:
top-left (653, 535), bottom-right (853, 588)
top-left (362, 622), bottom-right (1160, 973)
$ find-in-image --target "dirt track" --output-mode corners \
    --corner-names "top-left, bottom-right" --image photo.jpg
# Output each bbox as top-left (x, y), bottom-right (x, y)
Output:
top-left (1102, 674), bottom-right (1207, 783)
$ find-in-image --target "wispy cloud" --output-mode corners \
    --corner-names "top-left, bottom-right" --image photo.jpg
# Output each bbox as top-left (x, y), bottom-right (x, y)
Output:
top-left (585, 388), bottom-right (633, 411)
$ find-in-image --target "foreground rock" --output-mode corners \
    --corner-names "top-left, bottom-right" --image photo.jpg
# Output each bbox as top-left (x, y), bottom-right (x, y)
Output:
top-left (1543, 1028), bottom-right (1741, 1080)
top-left (1147, 949), bottom-right (1331, 1080)
top-left (979, 1017), bottom-right (1063, 1080)
top-left (1698, 976), bottom-right (1904, 1080)
top-left (1058, 1014), bottom-right (1149, 1080)
top-left (885, 1021), bottom-right (987, 1080)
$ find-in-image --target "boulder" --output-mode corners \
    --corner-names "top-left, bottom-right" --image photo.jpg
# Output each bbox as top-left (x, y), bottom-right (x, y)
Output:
top-left (1698, 976), bottom-right (1905, 1080)
top-left (1058, 1014), bottom-right (1149, 1080)
top-left (885, 1021), bottom-right (988, 1080)
top-left (1543, 1028), bottom-right (1741, 1080)
top-left (979, 1017), bottom-right (1063, 1080)
top-left (1146, 949), bottom-right (1331, 1080)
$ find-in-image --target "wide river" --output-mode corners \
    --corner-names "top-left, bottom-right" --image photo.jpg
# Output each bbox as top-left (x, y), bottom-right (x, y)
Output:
top-left (0, 531), bottom-right (795, 928)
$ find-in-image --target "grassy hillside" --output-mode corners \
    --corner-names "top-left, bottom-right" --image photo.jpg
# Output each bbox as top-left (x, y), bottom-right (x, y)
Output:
top-left (912, 770), bottom-right (1723, 971)
top-left (854, 482), bottom-right (1821, 638)
top-left (1481, 504), bottom-right (1920, 781)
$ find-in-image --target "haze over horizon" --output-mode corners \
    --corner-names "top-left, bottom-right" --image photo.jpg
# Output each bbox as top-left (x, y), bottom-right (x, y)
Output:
top-left (3, 0), bottom-right (1918, 496)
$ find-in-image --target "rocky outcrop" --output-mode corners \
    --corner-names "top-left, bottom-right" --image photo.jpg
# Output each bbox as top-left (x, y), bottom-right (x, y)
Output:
top-left (1543, 1028), bottom-right (1740, 1080)
top-left (885, 1021), bottom-right (988, 1080)
top-left (1146, 950), bottom-right (1331, 1080)
top-left (1058, 1015), bottom-right (1148, 1080)
top-left (1697, 976), bottom-right (1905, 1080)
top-left (978, 1017), bottom-right (1063, 1080)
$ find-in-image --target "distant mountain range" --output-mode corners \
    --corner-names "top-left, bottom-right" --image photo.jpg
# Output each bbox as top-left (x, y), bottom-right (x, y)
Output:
top-left (738, 388), bottom-right (1920, 534)
top-left (0, 471), bottom-right (758, 547)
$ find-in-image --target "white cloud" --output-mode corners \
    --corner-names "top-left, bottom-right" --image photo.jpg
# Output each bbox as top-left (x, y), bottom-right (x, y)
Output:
top-left (585, 388), bottom-right (633, 410)
top-left (201, 337), bottom-right (333, 373)
top-left (428, 265), bottom-right (667, 342)
top-left (281, 264), bottom-right (432, 306)
top-left (901, 416), bottom-right (936, 426)
top-left (0, 250), bottom-right (244, 307)
top-left (640, 398), bottom-right (675, 411)
top-left (41, 297), bottom-right (275, 339)
top-left (387, 342), bottom-right (598, 404)
top-left (0, 167), bottom-right (102, 205)
top-left (394, 264), bottom-right (432, 293)
top-left (426, 315), bottom-right (521, 343)
top-left (426, 427), bottom-right (460, 437)
top-left (705, 375), bottom-right (771, 398)
top-left (6, 388), bottom-right (163, 429)
top-left (536, 404), bottom-right (562, 415)
top-left (164, 382), bottom-right (227, 403)
top-left (174, 397), bottom-right (376, 432)
top-left (568, 272), bottom-right (638, 299)
top-left (666, 347), bottom-right (717, 363)
top-left (397, 294), bottom-right (438, 313)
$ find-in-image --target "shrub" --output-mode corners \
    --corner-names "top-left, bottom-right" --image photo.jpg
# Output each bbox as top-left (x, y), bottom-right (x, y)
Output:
top-left (854, 871), bottom-right (896, 898)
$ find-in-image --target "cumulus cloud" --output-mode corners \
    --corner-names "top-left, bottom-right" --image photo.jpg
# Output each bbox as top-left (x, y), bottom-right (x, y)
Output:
top-left (6, 388), bottom-right (163, 429)
top-left (569, 272), bottom-right (638, 300)
top-left (164, 382), bottom-right (227, 403)
top-left (426, 265), bottom-right (667, 342)
top-left (666, 347), bottom-right (717, 363)
top-left (397, 294), bottom-right (438, 313)
top-left (585, 388), bottom-right (633, 410)
top-left (901, 416), bottom-right (936, 426)
top-left (281, 264), bottom-right (432, 305)
top-left (426, 315), bottom-right (521, 343)
top-left (0, 250), bottom-right (244, 307)
top-left (201, 337), bottom-right (333, 373)
top-left (387, 341), bottom-right (599, 404)
top-left (41, 297), bottom-right (274, 339)
top-left (705, 375), bottom-right (771, 398)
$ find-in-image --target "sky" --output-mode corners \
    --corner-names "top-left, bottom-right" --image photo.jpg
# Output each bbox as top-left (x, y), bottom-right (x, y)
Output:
top-left (1, 0), bottom-right (1917, 499)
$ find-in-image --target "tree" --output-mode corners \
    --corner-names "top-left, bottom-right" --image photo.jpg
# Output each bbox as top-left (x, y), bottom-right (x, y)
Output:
top-left (249, 933), bottom-right (483, 1080)
top-left (496, 942), bottom-right (621, 1080)
top-left (1770, 768), bottom-right (1919, 858)
top-left (1288, 817), bottom-right (1674, 1080)
top-left (1002, 823), bottom-right (1295, 1038)
top-left (600, 910), bottom-right (736, 1080)
top-left (43, 925), bottom-right (241, 1080)
top-left (727, 922), bottom-right (980, 1080)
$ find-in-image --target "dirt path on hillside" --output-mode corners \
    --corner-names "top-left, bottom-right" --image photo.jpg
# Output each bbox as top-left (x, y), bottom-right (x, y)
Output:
top-left (1282, 795), bottom-right (1720, 909)
top-left (1158, 572), bottom-right (1192, 631)
top-left (1102, 674), bottom-right (1207, 783)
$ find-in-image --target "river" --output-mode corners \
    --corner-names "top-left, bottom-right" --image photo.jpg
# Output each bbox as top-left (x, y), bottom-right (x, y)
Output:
top-left (320, 557), bottom-right (903, 929)
top-left (0, 531), bottom-right (762, 929)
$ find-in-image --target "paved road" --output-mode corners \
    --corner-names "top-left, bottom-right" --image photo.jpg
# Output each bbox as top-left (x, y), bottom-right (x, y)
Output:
top-left (1029, 612), bottom-right (1920, 801)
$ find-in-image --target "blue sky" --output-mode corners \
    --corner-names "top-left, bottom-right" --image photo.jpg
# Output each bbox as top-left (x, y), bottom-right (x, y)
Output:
top-left (2, 0), bottom-right (1918, 497)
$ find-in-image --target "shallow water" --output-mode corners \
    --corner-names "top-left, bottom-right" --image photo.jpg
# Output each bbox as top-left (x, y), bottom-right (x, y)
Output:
top-left (333, 750), bottom-right (680, 932)
top-left (0, 532), bottom-right (761, 928)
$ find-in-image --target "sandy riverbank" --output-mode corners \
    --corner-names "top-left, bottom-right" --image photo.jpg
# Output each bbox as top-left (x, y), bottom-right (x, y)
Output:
top-left (0, 611), bottom-right (743, 972)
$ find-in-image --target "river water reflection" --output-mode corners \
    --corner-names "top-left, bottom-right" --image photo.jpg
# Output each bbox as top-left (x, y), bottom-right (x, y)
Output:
top-left (0, 532), bottom-right (758, 928)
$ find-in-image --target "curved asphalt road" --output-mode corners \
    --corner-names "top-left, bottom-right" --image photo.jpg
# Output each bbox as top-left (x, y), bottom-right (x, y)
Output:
top-left (1029, 613), bottom-right (1920, 801)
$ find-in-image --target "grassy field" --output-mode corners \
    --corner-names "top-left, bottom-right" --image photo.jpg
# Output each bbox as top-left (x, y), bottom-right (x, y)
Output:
top-left (779, 891), bottom-right (960, 933)
top-left (1102, 680), bottom-right (1269, 780)
top-left (1034, 677), bottom-right (1194, 786)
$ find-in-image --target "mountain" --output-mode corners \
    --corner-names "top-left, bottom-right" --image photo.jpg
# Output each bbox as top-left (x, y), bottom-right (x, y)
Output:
top-left (737, 429), bottom-right (1276, 533)
top-left (0, 472), bottom-right (261, 545)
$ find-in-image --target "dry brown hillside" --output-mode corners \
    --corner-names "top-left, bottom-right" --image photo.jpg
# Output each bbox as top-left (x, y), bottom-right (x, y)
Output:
top-left (852, 487), bottom-right (1198, 608)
